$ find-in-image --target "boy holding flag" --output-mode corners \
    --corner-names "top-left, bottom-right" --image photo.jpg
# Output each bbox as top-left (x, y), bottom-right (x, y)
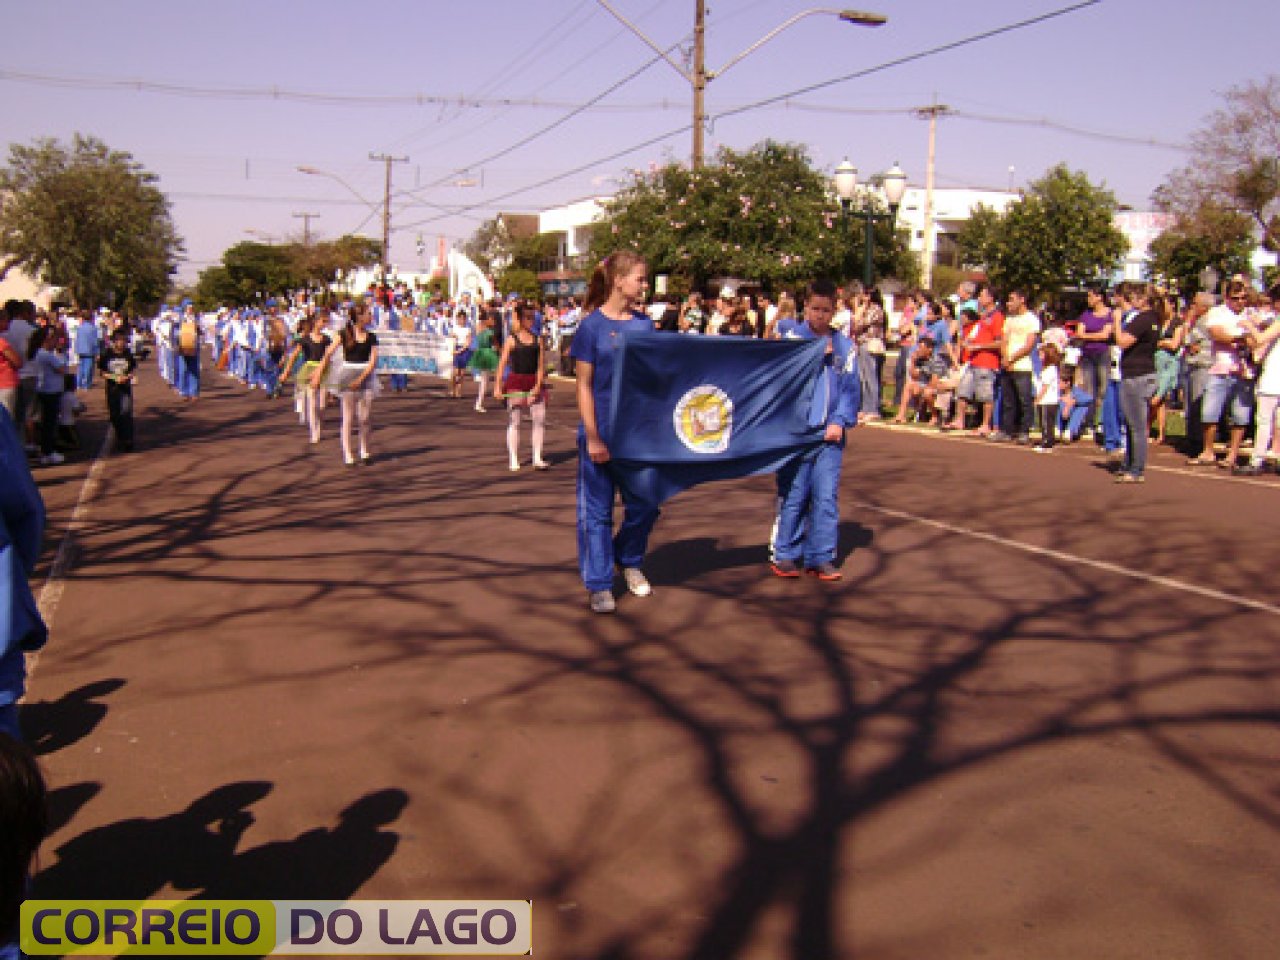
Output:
top-left (771, 279), bottom-right (861, 581)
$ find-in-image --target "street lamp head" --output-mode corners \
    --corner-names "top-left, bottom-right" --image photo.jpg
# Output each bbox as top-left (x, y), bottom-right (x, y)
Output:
top-left (838, 9), bottom-right (887, 26)
top-left (833, 159), bottom-right (858, 202)
top-left (297, 165), bottom-right (321, 176)
top-left (881, 162), bottom-right (908, 209)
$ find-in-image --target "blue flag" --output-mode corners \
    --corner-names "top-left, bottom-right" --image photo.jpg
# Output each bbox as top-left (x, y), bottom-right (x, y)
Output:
top-left (607, 332), bottom-right (827, 506)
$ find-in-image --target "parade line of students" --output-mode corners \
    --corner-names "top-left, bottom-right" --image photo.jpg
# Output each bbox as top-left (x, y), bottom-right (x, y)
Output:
top-left (8, 263), bottom-right (1280, 614)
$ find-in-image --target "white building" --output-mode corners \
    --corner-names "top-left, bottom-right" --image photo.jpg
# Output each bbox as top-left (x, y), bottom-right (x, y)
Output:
top-left (894, 187), bottom-right (1019, 274)
top-left (0, 265), bottom-right (59, 309)
top-left (535, 197), bottom-right (608, 298)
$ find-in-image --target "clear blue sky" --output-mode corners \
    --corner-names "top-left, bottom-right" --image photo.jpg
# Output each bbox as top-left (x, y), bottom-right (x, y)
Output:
top-left (2, 0), bottom-right (1272, 282)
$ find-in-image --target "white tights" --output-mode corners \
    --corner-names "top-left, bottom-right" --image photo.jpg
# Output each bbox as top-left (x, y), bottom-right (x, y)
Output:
top-left (340, 390), bottom-right (374, 462)
top-left (507, 402), bottom-right (546, 467)
top-left (475, 371), bottom-right (490, 410)
top-left (305, 386), bottom-right (325, 443)
top-left (1254, 394), bottom-right (1279, 463)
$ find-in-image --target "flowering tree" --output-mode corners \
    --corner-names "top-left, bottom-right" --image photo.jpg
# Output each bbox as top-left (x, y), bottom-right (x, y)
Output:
top-left (589, 141), bottom-right (915, 291)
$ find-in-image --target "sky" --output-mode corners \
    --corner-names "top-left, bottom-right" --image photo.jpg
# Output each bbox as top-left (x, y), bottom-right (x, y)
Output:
top-left (2, 0), bottom-right (1275, 283)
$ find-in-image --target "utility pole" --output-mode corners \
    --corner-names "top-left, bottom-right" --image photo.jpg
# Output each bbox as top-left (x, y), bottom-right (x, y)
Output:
top-left (292, 211), bottom-right (320, 246)
top-left (913, 101), bottom-right (952, 291)
top-left (369, 152), bottom-right (409, 285)
top-left (692, 0), bottom-right (706, 169)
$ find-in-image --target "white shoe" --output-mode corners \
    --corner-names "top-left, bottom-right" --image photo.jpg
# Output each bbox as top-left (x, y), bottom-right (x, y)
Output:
top-left (622, 567), bottom-right (651, 598)
top-left (509, 461), bottom-right (520, 472)
top-left (40, 452), bottom-right (65, 466)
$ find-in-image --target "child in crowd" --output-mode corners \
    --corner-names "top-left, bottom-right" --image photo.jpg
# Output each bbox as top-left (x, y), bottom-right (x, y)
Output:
top-left (1033, 342), bottom-right (1062, 452)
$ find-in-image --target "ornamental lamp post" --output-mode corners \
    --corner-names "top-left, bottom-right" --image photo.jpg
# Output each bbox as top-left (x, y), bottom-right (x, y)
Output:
top-left (832, 159), bottom-right (908, 289)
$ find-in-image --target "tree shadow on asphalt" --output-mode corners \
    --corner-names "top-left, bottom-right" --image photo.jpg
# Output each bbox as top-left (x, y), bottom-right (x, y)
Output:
top-left (37, 371), bottom-right (1280, 958)
top-left (20, 678), bottom-right (127, 756)
top-left (373, 480), bottom-right (1280, 959)
top-left (647, 523), bottom-right (872, 583)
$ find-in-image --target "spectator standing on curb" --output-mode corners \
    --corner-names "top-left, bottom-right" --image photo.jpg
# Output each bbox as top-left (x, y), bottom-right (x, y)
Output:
top-left (993, 289), bottom-right (1039, 444)
top-left (1188, 279), bottom-right (1256, 470)
top-left (1032, 342), bottom-right (1062, 452)
top-left (1180, 292), bottom-right (1215, 457)
top-left (30, 327), bottom-right (68, 467)
top-left (1074, 286), bottom-right (1114, 438)
top-left (1114, 283), bottom-right (1161, 483)
top-left (1236, 282), bottom-right (1280, 475)
top-left (1150, 293), bottom-right (1185, 447)
top-left (946, 306), bottom-right (1001, 435)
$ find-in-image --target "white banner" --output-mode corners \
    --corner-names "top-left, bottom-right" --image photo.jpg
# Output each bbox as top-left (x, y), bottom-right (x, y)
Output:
top-left (373, 331), bottom-right (456, 379)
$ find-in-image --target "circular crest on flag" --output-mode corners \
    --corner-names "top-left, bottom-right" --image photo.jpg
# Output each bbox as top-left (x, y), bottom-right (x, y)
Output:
top-left (673, 385), bottom-right (733, 454)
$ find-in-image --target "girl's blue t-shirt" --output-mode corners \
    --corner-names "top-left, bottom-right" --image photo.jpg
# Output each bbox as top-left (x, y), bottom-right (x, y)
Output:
top-left (568, 308), bottom-right (652, 443)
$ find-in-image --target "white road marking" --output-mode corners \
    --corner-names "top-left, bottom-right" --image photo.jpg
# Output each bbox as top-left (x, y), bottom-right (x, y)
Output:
top-left (23, 426), bottom-right (114, 691)
top-left (853, 499), bottom-right (1280, 618)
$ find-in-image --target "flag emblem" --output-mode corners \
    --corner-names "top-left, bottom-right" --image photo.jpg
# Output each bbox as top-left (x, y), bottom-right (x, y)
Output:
top-left (673, 385), bottom-right (733, 454)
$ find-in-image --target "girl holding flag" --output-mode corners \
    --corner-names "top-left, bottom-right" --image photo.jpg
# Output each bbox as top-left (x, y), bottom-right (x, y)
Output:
top-left (570, 251), bottom-right (659, 614)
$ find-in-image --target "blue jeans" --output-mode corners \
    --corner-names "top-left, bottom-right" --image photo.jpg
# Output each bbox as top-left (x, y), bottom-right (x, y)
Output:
top-left (576, 435), bottom-right (660, 592)
top-left (998, 370), bottom-right (1034, 438)
top-left (76, 355), bottom-right (95, 390)
top-left (1076, 351), bottom-right (1110, 429)
top-left (1120, 374), bottom-right (1157, 476)
top-left (774, 443), bottom-right (844, 567)
top-left (177, 353), bottom-right (201, 398)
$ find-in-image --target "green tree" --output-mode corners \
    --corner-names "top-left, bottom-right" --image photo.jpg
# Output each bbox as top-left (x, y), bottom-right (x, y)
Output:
top-left (194, 234), bottom-right (381, 309)
top-left (589, 141), bottom-right (916, 291)
top-left (290, 234), bottom-right (382, 289)
top-left (0, 134), bottom-right (182, 311)
top-left (1153, 75), bottom-right (1279, 253)
top-left (1146, 203), bottom-right (1255, 294)
top-left (957, 164), bottom-right (1128, 300)
top-left (496, 267), bottom-right (541, 302)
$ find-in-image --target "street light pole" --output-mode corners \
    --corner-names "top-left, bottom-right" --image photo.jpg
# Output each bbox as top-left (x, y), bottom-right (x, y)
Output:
top-left (833, 159), bottom-right (908, 289)
top-left (597, 2), bottom-right (886, 169)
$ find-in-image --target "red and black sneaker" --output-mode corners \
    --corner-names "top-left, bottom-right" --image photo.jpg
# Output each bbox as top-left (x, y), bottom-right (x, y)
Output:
top-left (770, 559), bottom-right (802, 578)
top-left (806, 562), bottom-right (843, 581)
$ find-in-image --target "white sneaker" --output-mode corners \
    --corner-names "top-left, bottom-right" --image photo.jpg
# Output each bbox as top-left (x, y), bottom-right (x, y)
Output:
top-left (622, 567), bottom-right (652, 597)
top-left (589, 590), bottom-right (616, 614)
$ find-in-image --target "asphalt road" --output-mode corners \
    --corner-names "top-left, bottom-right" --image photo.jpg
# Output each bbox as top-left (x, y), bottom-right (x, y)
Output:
top-left (21, 359), bottom-right (1280, 960)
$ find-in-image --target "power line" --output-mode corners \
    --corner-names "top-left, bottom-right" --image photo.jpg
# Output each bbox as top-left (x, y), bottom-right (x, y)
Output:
top-left (394, 0), bottom-right (1111, 231)
top-left (0, 67), bottom-right (683, 112)
top-left (712, 0), bottom-right (1107, 125)
top-left (391, 35), bottom-right (690, 206)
